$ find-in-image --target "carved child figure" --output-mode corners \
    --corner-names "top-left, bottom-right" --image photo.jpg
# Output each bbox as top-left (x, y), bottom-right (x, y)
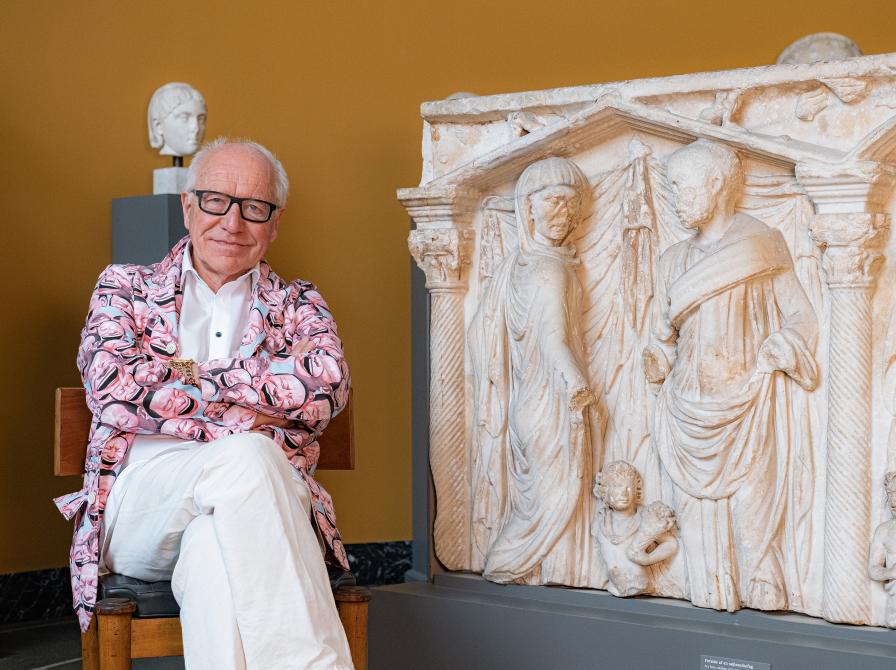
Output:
top-left (869, 472), bottom-right (896, 627)
top-left (592, 461), bottom-right (678, 597)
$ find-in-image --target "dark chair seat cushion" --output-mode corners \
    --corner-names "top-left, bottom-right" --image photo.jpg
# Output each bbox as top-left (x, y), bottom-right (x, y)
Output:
top-left (99, 567), bottom-right (357, 619)
top-left (99, 573), bottom-right (179, 618)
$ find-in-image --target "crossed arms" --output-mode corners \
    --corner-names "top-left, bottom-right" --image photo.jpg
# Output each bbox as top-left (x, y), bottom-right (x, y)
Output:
top-left (79, 264), bottom-right (349, 443)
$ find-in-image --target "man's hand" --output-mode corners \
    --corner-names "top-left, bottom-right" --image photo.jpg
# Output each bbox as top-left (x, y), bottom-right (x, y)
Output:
top-left (251, 413), bottom-right (292, 429)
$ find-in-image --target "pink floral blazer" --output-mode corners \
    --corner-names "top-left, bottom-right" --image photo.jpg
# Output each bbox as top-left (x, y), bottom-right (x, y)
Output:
top-left (54, 236), bottom-right (351, 631)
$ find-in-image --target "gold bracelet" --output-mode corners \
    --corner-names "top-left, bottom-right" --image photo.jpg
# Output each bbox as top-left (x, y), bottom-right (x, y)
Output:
top-left (170, 358), bottom-right (198, 386)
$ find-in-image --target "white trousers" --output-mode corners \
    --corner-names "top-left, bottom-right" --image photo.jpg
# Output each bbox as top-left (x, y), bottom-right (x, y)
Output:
top-left (101, 432), bottom-right (354, 670)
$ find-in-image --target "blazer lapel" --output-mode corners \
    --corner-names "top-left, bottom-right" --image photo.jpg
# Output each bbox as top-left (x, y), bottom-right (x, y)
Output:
top-left (238, 260), bottom-right (276, 358)
top-left (144, 236), bottom-right (190, 359)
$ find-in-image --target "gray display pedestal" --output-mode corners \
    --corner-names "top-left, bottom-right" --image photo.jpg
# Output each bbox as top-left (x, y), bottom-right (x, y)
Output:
top-left (371, 575), bottom-right (896, 670)
top-left (112, 194), bottom-right (185, 264)
top-left (371, 260), bottom-right (896, 669)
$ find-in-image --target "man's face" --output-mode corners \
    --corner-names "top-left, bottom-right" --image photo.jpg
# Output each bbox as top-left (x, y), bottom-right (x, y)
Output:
top-left (261, 374), bottom-right (307, 408)
top-left (147, 387), bottom-right (200, 419)
top-left (159, 98), bottom-right (207, 157)
top-left (667, 159), bottom-right (718, 230)
top-left (181, 145), bottom-right (283, 290)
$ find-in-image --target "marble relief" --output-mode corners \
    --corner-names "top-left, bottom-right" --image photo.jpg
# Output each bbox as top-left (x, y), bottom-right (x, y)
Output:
top-left (402, 38), bottom-right (896, 627)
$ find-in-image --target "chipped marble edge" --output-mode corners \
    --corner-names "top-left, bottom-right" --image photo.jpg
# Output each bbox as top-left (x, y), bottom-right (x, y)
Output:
top-left (420, 52), bottom-right (896, 124)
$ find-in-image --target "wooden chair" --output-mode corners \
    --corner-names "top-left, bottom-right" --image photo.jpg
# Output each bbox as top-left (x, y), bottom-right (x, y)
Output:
top-left (54, 387), bottom-right (370, 670)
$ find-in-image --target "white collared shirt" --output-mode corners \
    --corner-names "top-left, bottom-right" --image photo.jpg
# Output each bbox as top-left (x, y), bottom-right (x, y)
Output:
top-left (178, 244), bottom-right (260, 362)
top-left (126, 245), bottom-right (260, 467)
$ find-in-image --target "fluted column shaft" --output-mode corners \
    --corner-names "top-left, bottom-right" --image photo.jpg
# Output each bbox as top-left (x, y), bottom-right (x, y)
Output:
top-left (809, 212), bottom-right (887, 624)
top-left (409, 226), bottom-right (474, 571)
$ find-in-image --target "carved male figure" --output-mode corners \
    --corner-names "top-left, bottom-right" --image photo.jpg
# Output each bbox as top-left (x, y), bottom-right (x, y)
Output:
top-left (148, 82), bottom-right (208, 158)
top-left (644, 139), bottom-right (818, 612)
top-left (592, 461), bottom-right (678, 597)
top-left (469, 157), bottom-right (596, 586)
top-left (55, 139), bottom-right (354, 668)
top-left (869, 472), bottom-right (896, 627)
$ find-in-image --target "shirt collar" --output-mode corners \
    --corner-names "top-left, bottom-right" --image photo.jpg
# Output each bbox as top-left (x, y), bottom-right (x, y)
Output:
top-left (183, 243), bottom-right (260, 293)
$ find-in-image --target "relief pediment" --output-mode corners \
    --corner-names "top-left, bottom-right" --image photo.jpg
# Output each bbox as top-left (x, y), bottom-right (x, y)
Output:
top-left (415, 53), bottom-right (896, 185)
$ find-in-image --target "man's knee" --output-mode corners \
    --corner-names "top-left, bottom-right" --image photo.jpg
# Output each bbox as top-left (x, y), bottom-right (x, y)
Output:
top-left (211, 432), bottom-right (288, 482)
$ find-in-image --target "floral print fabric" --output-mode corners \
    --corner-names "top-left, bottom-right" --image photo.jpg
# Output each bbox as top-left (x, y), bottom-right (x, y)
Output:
top-left (54, 236), bottom-right (351, 631)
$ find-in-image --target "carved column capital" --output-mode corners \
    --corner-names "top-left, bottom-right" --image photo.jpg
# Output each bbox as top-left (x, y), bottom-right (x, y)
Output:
top-left (808, 213), bottom-right (889, 288)
top-left (796, 161), bottom-right (896, 215)
top-left (408, 227), bottom-right (475, 291)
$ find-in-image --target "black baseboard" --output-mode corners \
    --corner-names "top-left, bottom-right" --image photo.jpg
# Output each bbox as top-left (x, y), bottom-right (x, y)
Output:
top-left (0, 568), bottom-right (71, 625)
top-left (346, 541), bottom-right (412, 586)
top-left (0, 540), bottom-right (411, 625)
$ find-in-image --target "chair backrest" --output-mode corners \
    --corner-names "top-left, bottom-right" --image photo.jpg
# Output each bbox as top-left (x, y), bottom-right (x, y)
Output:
top-left (54, 387), bottom-right (355, 476)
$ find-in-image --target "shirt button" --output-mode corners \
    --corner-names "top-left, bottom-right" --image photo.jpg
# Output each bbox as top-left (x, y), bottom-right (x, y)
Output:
top-left (215, 332), bottom-right (222, 338)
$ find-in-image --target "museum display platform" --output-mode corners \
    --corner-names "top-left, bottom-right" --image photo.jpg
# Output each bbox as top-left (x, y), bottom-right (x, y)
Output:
top-left (371, 574), bottom-right (896, 669)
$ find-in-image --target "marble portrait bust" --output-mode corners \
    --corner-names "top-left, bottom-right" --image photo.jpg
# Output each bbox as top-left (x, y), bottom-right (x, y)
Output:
top-left (147, 82), bottom-right (207, 159)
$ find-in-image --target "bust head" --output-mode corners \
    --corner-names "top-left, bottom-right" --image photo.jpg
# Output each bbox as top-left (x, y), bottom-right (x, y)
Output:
top-left (148, 82), bottom-right (207, 157)
top-left (515, 157), bottom-right (590, 248)
top-left (595, 461), bottom-right (643, 512)
top-left (666, 140), bottom-right (743, 230)
top-left (777, 32), bottom-right (862, 65)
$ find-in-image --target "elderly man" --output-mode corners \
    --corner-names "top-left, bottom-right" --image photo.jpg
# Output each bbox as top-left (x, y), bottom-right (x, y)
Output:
top-left (54, 139), bottom-right (354, 669)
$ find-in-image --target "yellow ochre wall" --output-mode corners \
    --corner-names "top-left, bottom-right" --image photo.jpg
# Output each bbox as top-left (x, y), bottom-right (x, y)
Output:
top-left (1, 1), bottom-right (894, 573)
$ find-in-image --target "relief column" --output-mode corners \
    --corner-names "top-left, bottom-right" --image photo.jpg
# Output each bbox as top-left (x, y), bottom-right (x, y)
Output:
top-left (799, 161), bottom-right (894, 624)
top-left (404, 188), bottom-right (475, 571)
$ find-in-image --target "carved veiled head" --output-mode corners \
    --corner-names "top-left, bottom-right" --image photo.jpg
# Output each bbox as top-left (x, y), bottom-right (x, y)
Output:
top-left (666, 140), bottom-right (743, 230)
top-left (514, 157), bottom-right (591, 248)
top-left (594, 461), bottom-right (643, 511)
top-left (885, 472), bottom-right (896, 510)
top-left (148, 82), bottom-right (207, 157)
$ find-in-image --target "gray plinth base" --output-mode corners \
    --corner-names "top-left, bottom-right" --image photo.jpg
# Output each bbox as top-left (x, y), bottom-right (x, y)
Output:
top-left (370, 574), bottom-right (896, 670)
top-left (112, 195), bottom-right (185, 265)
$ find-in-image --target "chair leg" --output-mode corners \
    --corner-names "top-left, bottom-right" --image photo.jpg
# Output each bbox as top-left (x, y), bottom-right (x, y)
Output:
top-left (81, 616), bottom-right (99, 670)
top-left (95, 598), bottom-right (137, 670)
top-left (334, 585), bottom-right (371, 670)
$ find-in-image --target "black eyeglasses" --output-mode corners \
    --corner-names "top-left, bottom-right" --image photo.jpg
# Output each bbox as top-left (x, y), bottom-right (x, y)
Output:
top-left (192, 190), bottom-right (279, 223)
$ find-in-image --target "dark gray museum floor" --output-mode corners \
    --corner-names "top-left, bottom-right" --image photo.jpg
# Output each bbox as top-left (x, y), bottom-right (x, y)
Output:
top-left (0, 617), bottom-right (184, 670)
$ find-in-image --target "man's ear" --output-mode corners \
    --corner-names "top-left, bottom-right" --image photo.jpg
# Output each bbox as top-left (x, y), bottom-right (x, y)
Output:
top-left (181, 191), bottom-right (191, 230)
top-left (269, 208), bottom-right (283, 243)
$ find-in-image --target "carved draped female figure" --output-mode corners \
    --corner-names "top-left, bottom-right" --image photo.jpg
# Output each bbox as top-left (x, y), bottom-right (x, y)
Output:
top-left (468, 157), bottom-right (599, 586)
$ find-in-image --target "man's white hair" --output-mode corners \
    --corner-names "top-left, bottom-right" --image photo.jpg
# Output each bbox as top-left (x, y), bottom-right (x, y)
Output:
top-left (185, 137), bottom-right (290, 207)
